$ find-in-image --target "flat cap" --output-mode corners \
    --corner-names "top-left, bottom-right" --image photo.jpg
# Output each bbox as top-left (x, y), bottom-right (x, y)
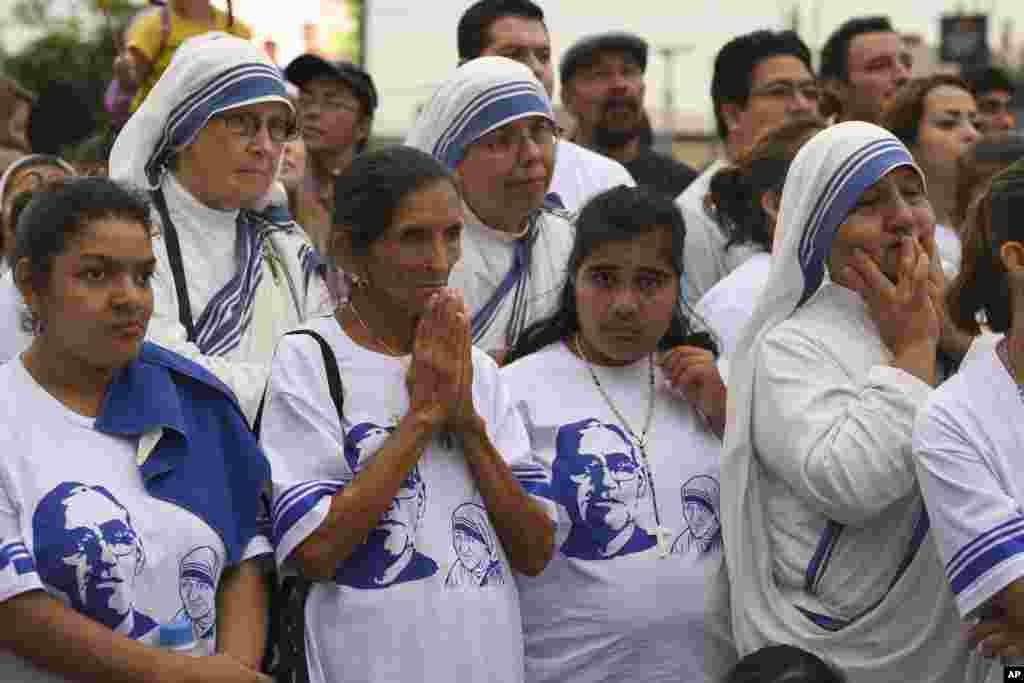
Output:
top-left (560, 32), bottom-right (648, 85)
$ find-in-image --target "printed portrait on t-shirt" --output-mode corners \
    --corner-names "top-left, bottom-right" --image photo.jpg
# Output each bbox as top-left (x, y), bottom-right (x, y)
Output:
top-left (444, 503), bottom-right (504, 588)
top-left (549, 418), bottom-right (656, 560)
top-left (175, 545), bottom-right (220, 639)
top-left (672, 475), bottom-right (721, 556)
top-left (0, 538), bottom-right (34, 576)
top-left (32, 482), bottom-right (158, 638)
top-left (335, 422), bottom-right (438, 589)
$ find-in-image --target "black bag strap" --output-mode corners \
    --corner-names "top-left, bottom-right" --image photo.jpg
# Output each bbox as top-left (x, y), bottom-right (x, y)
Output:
top-left (151, 188), bottom-right (195, 342)
top-left (253, 329), bottom-right (343, 436)
top-left (256, 329), bottom-right (342, 683)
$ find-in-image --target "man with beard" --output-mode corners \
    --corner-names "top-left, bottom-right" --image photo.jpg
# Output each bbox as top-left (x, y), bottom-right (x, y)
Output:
top-left (819, 16), bottom-right (912, 124)
top-left (678, 30), bottom-right (820, 307)
top-left (560, 32), bottom-right (697, 199)
top-left (456, 0), bottom-right (635, 212)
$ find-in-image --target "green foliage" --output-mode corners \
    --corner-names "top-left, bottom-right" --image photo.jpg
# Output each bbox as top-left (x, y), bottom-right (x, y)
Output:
top-left (1, 0), bottom-right (145, 121)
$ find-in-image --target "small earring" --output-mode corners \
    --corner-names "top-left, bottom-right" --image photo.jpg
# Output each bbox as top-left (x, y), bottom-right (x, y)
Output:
top-left (349, 273), bottom-right (368, 289)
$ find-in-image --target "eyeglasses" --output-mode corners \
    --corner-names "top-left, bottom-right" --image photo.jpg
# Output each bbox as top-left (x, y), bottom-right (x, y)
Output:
top-left (474, 120), bottom-right (561, 158)
top-left (216, 111), bottom-right (299, 143)
top-left (297, 92), bottom-right (362, 115)
top-left (749, 81), bottom-right (822, 103)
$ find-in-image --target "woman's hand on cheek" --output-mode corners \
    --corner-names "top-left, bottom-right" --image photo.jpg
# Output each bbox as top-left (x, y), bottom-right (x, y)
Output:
top-left (658, 346), bottom-right (726, 437)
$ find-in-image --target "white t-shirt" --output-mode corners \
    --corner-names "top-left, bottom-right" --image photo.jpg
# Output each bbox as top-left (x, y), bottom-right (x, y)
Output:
top-left (694, 252), bottom-right (772, 379)
top-left (914, 339), bottom-right (1024, 682)
top-left (260, 315), bottom-right (546, 683)
top-left (502, 342), bottom-right (734, 683)
top-left (0, 270), bottom-right (31, 364)
top-left (934, 223), bottom-right (962, 280)
top-left (676, 161), bottom-right (763, 309)
top-left (447, 207), bottom-right (574, 355)
top-left (0, 359), bottom-right (264, 681)
top-left (550, 140), bottom-right (635, 212)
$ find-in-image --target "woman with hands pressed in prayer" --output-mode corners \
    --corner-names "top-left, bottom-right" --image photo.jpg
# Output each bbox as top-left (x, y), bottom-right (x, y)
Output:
top-left (258, 146), bottom-right (554, 683)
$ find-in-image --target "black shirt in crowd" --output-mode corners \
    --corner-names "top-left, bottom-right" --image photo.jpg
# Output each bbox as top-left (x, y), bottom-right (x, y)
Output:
top-left (623, 148), bottom-right (699, 198)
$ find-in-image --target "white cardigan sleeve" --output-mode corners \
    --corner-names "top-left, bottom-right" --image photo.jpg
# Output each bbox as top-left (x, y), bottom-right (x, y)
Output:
top-left (752, 325), bottom-right (933, 526)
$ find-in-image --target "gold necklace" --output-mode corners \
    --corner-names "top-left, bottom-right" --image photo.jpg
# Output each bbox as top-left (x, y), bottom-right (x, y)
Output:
top-left (347, 299), bottom-right (401, 356)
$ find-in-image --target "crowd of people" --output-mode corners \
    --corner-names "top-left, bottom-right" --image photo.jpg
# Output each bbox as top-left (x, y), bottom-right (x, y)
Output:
top-left (0, 0), bottom-right (1023, 682)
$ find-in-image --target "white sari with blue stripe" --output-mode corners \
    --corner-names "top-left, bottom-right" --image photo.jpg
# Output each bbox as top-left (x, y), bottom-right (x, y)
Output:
top-left (109, 33), bottom-right (329, 421)
top-left (719, 123), bottom-right (969, 682)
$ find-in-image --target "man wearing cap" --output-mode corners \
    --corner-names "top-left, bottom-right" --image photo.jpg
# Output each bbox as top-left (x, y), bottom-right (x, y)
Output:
top-left (284, 55), bottom-right (378, 251)
top-left (456, 0), bottom-right (634, 211)
top-left (560, 32), bottom-right (697, 199)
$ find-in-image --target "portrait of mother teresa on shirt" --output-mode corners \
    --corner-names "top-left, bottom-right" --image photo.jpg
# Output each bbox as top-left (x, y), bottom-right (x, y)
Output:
top-left (550, 418), bottom-right (657, 560)
top-left (335, 422), bottom-right (439, 589)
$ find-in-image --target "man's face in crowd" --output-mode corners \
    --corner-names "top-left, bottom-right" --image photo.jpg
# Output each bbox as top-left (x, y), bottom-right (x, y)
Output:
top-left (975, 89), bottom-right (1016, 134)
top-left (723, 54), bottom-right (820, 153)
top-left (833, 30), bottom-right (912, 123)
top-left (481, 15), bottom-right (554, 97)
top-left (564, 51), bottom-right (645, 148)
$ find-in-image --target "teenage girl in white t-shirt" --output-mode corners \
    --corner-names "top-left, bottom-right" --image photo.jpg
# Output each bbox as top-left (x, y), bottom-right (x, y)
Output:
top-left (0, 177), bottom-right (270, 682)
top-left (258, 146), bottom-right (555, 683)
top-left (914, 159), bottom-right (1024, 681)
top-left (502, 185), bottom-right (736, 683)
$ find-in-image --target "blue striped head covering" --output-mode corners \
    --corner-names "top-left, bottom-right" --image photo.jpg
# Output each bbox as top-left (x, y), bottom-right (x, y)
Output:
top-left (405, 56), bottom-right (554, 170)
top-left (110, 32), bottom-right (292, 190)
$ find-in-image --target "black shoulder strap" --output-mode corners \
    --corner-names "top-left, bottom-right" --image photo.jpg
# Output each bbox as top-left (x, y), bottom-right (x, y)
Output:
top-left (253, 329), bottom-right (343, 435)
top-left (151, 188), bottom-right (195, 342)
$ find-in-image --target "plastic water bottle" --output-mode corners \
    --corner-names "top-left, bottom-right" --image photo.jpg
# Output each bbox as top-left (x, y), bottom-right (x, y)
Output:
top-left (158, 617), bottom-right (203, 657)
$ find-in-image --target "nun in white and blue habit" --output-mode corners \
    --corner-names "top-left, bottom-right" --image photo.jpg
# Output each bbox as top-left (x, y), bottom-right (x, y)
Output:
top-left (405, 56), bottom-right (574, 357)
top-left (719, 122), bottom-right (971, 682)
top-left (110, 32), bottom-right (329, 422)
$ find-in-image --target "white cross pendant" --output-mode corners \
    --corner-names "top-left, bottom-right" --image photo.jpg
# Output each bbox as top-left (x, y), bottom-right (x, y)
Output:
top-left (655, 526), bottom-right (675, 558)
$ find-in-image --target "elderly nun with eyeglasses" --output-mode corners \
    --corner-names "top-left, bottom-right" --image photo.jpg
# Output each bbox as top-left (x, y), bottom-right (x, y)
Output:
top-left (404, 56), bottom-right (575, 364)
top-left (109, 32), bottom-right (330, 422)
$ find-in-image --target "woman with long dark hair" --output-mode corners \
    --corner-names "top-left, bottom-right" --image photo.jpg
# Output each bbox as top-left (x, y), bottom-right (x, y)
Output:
top-left (503, 185), bottom-right (734, 683)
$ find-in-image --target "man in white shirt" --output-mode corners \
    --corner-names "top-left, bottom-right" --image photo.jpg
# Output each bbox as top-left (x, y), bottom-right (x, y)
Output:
top-left (456, 0), bottom-right (635, 212)
top-left (677, 30), bottom-right (819, 307)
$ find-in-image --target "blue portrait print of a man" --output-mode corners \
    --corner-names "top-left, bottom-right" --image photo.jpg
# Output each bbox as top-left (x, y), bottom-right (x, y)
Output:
top-left (550, 418), bottom-right (656, 560)
top-left (445, 503), bottom-right (504, 588)
top-left (335, 422), bottom-right (438, 588)
top-left (672, 475), bottom-right (721, 556)
top-left (175, 545), bottom-right (220, 640)
top-left (31, 482), bottom-right (157, 639)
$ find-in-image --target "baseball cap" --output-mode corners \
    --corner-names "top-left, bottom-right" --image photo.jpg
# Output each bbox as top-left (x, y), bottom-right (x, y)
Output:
top-left (284, 54), bottom-right (379, 115)
top-left (560, 32), bottom-right (648, 86)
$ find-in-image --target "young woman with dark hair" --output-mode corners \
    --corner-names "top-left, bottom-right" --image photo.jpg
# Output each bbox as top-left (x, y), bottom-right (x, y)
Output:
top-left (0, 177), bottom-right (271, 682)
top-left (696, 117), bottom-right (826, 367)
top-left (503, 185), bottom-right (734, 683)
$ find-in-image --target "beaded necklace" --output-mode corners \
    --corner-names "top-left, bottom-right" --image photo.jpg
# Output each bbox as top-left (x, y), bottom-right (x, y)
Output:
top-left (574, 335), bottom-right (674, 557)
